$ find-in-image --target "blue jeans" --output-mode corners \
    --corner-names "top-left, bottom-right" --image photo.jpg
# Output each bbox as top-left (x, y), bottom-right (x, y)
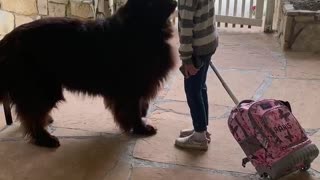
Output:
top-left (184, 54), bottom-right (212, 132)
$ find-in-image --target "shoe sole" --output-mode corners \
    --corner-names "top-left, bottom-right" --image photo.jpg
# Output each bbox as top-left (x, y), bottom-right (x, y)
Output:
top-left (179, 133), bottom-right (211, 143)
top-left (174, 141), bottom-right (208, 151)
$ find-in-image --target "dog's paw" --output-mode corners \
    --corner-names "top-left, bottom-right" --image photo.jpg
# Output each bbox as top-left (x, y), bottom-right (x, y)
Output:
top-left (34, 135), bottom-right (60, 148)
top-left (45, 116), bottom-right (54, 126)
top-left (47, 116), bottom-right (54, 124)
top-left (133, 124), bottom-right (157, 136)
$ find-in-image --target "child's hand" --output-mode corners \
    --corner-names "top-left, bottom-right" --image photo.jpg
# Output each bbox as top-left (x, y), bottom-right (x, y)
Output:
top-left (181, 64), bottom-right (199, 79)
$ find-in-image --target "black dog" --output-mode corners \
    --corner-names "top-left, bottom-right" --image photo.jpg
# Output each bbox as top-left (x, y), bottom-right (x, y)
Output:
top-left (0, 0), bottom-right (177, 148)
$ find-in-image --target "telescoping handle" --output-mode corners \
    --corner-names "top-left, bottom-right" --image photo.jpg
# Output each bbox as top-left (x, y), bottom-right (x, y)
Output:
top-left (209, 61), bottom-right (239, 105)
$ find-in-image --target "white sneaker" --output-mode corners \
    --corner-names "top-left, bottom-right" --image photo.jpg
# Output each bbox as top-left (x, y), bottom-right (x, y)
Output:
top-left (179, 129), bottom-right (211, 142)
top-left (175, 133), bottom-right (208, 150)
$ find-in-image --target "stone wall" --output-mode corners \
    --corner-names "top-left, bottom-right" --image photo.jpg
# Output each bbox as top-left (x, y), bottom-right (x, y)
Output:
top-left (277, 1), bottom-right (320, 52)
top-left (289, 18), bottom-right (320, 52)
top-left (0, 0), bottom-right (111, 36)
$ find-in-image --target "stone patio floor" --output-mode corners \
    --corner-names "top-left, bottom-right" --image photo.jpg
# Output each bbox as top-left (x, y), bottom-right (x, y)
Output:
top-left (1, 28), bottom-right (320, 180)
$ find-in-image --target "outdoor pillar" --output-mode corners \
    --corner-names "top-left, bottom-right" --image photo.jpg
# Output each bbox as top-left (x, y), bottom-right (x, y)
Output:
top-left (264, 0), bottom-right (275, 33)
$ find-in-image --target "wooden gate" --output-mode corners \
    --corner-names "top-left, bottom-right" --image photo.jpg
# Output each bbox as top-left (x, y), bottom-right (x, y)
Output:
top-left (215, 0), bottom-right (265, 28)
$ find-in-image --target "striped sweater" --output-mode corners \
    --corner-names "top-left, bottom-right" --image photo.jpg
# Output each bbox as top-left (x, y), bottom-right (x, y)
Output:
top-left (178, 0), bottom-right (218, 64)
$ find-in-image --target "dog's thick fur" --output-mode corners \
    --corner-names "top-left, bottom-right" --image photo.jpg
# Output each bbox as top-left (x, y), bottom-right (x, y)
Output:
top-left (0, 0), bottom-right (177, 148)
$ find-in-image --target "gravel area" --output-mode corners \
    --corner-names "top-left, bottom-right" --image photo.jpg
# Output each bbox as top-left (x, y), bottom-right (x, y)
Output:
top-left (289, 0), bottom-right (320, 11)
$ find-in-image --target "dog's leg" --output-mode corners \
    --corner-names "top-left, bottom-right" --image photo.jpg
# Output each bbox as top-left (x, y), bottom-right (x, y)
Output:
top-left (46, 115), bottom-right (54, 125)
top-left (16, 104), bottom-right (60, 148)
top-left (11, 82), bottom-right (62, 148)
top-left (132, 118), bottom-right (157, 136)
top-left (140, 98), bottom-right (149, 118)
top-left (109, 97), bottom-right (157, 136)
top-left (132, 97), bottom-right (157, 135)
top-left (8, 60), bottom-right (63, 147)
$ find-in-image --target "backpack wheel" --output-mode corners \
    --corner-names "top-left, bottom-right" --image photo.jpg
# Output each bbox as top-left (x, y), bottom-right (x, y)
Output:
top-left (260, 172), bottom-right (277, 180)
top-left (260, 173), bottom-right (267, 178)
top-left (300, 164), bottom-right (310, 171)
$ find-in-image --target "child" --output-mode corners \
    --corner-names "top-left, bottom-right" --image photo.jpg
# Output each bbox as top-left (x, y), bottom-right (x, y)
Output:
top-left (175, 0), bottom-right (219, 150)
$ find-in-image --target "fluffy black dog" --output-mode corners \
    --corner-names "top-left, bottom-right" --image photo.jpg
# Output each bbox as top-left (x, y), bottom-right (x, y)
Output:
top-left (0, 0), bottom-right (177, 148)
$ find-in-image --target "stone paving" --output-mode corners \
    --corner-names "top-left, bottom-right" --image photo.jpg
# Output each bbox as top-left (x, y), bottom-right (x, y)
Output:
top-left (1, 28), bottom-right (320, 180)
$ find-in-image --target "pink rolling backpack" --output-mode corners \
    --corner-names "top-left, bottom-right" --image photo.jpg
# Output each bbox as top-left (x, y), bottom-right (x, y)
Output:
top-left (209, 62), bottom-right (319, 179)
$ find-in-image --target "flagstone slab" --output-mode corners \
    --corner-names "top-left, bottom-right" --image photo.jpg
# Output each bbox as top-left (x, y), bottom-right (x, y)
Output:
top-left (0, 123), bottom-right (23, 139)
top-left (0, 112), bottom-right (5, 131)
top-left (0, 136), bottom-right (131, 180)
top-left (103, 160), bottom-right (131, 180)
top-left (280, 172), bottom-right (319, 180)
top-left (206, 70), bottom-right (268, 107)
top-left (131, 167), bottom-right (248, 180)
top-left (262, 78), bottom-right (320, 129)
top-left (131, 167), bottom-right (318, 179)
top-left (51, 91), bottom-right (120, 134)
top-left (164, 69), bottom-right (267, 107)
top-left (51, 127), bottom-right (101, 137)
top-left (0, 122), bottom-right (101, 140)
top-left (154, 100), bottom-right (231, 119)
top-left (133, 112), bottom-right (256, 174)
top-left (214, 33), bottom-right (286, 76)
top-left (285, 52), bottom-right (320, 80)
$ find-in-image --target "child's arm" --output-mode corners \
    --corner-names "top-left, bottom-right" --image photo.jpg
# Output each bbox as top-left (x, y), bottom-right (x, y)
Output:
top-left (178, 0), bottom-right (198, 65)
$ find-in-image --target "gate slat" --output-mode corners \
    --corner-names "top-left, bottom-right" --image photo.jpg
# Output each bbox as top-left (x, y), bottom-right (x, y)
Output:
top-left (249, 0), bottom-right (254, 18)
top-left (241, 0), bottom-right (246, 27)
top-left (233, 0), bottom-right (238, 27)
top-left (217, 0), bottom-right (222, 27)
top-left (218, 0), bottom-right (222, 15)
top-left (226, 0), bottom-right (230, 16)
top-left (225, 0), bottom-right (230, 27)
top-left (241, 0), bottom-right (246, 17)
top-left (248, 0), bottom-right (254, 28)
top-left (255, 0), bottom-right (264, 20)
